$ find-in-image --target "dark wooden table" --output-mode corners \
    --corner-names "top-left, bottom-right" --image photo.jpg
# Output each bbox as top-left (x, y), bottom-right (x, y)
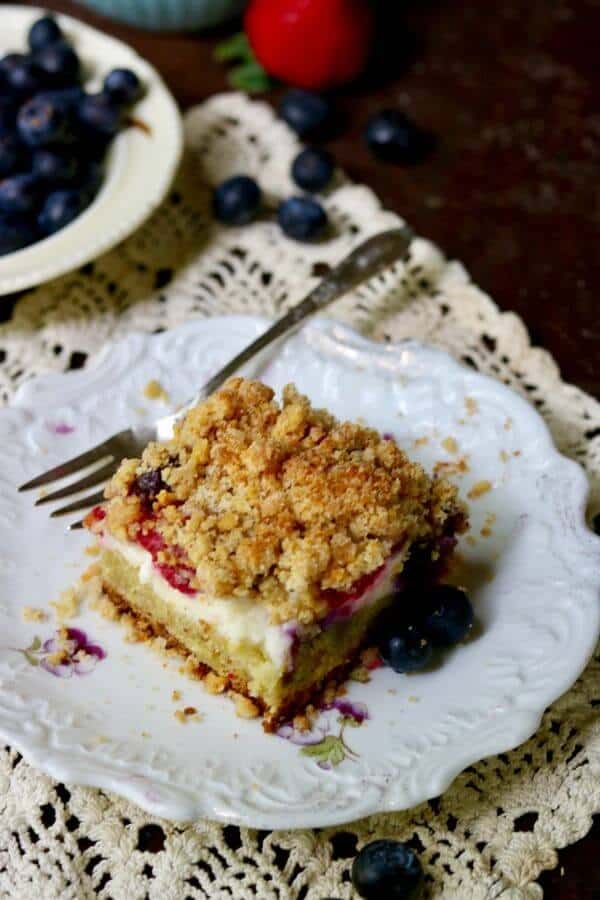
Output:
top-left (6, 1), bottom-right (600, 896)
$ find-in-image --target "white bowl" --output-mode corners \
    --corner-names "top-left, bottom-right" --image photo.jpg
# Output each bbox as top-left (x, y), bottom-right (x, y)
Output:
top-left (0, 6), bottom-right (183, 296)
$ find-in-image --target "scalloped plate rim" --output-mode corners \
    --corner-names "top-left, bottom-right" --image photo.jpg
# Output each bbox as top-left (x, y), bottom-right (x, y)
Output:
top-left (1, 315), bottom-right (599, 828)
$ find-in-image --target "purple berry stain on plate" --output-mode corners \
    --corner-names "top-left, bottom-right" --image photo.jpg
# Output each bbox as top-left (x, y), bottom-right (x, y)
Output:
top-left (278, 697), bottom-right (368, 768)
top-left (46, 420), bottom-right (75, 434)
top-left (15, 627), bottom-right (105, 677)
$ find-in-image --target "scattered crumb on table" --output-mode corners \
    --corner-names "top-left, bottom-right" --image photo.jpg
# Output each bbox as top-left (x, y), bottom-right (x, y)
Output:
top-left (407, 695), bottom-right (419, 703)
top-left (22, 606), bottom-right (47, 623)
top-left (466, 535), bottom-right (477, 547)
top-left (413, 436), bottom-right (429, 447)
top-left (85, 544), bottom-right (101, 557)
top-left (171, 690), bottom-right (182, 702)
top-left (504, 417), bottom-right (513, 430)
top-left (499, 450), bottom-right (510, 463)
top-left (465, 397), bottom-right (478, 416)
top-left (467, 480), bottom-right (492, 500)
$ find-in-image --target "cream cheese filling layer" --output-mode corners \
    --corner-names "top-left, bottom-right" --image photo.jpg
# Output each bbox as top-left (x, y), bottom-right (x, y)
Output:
top-left (100, 533), bottom-right (407, 671)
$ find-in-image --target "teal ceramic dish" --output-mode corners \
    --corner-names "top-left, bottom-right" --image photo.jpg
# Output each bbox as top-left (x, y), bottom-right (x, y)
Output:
top-left (78, 0), bottom-right (247, 31)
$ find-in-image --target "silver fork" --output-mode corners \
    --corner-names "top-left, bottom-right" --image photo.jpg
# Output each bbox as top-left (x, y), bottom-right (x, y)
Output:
top-left (19, 226), bottom-right (413, 528)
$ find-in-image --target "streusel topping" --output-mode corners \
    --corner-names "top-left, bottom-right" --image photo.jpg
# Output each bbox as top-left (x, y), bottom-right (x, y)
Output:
top-left (94, 378), bottom-right (466, 624)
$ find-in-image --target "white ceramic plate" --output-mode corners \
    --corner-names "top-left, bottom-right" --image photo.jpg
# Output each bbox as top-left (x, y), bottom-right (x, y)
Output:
top-left (1, 316), bottom-right (598, 828)
top-left (0, 7), bottom-right (182, 296)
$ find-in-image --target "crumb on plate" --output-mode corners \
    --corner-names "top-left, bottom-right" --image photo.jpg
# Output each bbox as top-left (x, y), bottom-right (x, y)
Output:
top-left (22, 606), bottom-right (47, 623)
top-left (441, 437), bottom-right (458, 454)
top-left (467, 480), bottom-right (492, 500)
top-left (51, 587), bottom-right (80, 622)
top-left (232, 694), bottom-right (260, 719)
top-left (143, 379), bottom-right (170, 403)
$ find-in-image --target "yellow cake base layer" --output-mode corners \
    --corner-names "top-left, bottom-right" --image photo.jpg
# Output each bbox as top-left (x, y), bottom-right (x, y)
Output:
top-left (99, 548), bottom-right (396, 729)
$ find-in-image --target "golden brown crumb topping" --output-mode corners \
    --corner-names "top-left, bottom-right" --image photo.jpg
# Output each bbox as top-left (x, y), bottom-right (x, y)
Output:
top-left (91, 378), bottom-right (466, 624)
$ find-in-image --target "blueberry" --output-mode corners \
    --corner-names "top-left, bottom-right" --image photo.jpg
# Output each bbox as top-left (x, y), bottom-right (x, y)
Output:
top-left (133, 468), bottom-right (165, 504)
top-left (291, 147), bottom-right (334, 192)
top-left (213, 175), bottom-right (261, 226)
top-left (421, 585), bottom-right (474, 647)
top-left (3, 56), bottom-right (46, 97)
top-left (103, 68), bottom-right (142, 107)
top-left (277, 196), bottom-right (328, 241)
top-left (0, 133), bottom-right (23, 178)
top-left (28, 16), bottom-right (64, 52)
top-left (38, 188), bottom-right (84, 235)
top-left (0, 213), bottom-right (38, 255)
top-left (378, 625), bottom-right (432, 673)
top-left (35, 41), bottom-right (80, 86)
top-left (17, 96), bottom-right (75, 147)
top-left (352, 840), bottom-right (422, 899)
top-left (364, 109), bottom-right (434, 164)
top-left (0, 54), bottom-right (26, 82)
top-left (36, 86), bottom-right (84, 111)
top-left (77, 93), bottom-right (123, 138)
top-left (33, 149), bottom-right (79, 184)
top-left (280, 90), bottom-right (331, 137)
top-left (0, 96), bottom-right (17, 131)
top-left (0, 174), bottom-right (41, 215)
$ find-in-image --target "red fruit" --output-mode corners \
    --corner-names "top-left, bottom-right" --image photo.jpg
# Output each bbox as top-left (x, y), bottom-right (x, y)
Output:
top-left (245, 0), bottom-right (374, 90)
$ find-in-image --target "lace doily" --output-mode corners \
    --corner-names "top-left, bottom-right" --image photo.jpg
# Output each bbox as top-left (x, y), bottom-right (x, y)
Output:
top-left (0, 93), bottom-right (598, 899)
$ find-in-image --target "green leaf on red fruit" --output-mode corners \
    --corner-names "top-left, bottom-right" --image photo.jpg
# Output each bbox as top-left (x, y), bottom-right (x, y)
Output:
top-left (230, 61), bottom-right (272, 93)
top-left (214, 32), bottom-right (273, 93)
top-left (214, 32), bottom-right (253, 63)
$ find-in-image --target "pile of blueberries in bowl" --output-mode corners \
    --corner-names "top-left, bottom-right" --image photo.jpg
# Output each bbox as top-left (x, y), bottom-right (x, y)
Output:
top-left (0, 15), bottom-right (143, 256)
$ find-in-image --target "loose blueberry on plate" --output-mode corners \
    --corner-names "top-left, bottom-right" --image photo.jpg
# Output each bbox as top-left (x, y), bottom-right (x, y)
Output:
top-left (38, 188), bottom-right (84, 235)
top-left (0, 213), bottom-right (38, 255)
top-left (0, 173), bottom-right (41, 215)
top-left (35, 41), bottom-right (81, 87)
top-left (77, 92), bottom-right (123, 137)
top-left (32, 149), bottom-right (79, 184)
top-left (421, 584), bottom-right (474, 647)
top-left (352, 839), bottom-right (422, 899)
top-left (291, 147), bottom-right (334, 192)
top-left (0, 133), bottom-right (23, 178)
top-left (103, 68), bottom-right (143, 107)
top-left (213, 175), bottom-right (261, 226)
top-left (28, 16), bottom-right (64, 53)
top-left (277, 195), bottom-right (328, 241)
top-left (17, 95), bottom-right (75, 147)
top-left (378, 624), bottom-right (432, 673)
top-left (364, 109), bottom-right (433, 164)
top-left (280, 89), bottom-right (331, 137)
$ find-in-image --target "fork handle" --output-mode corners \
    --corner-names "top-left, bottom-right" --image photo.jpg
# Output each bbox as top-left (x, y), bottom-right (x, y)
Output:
top-left (156, 227), bottom-right (413, 439)
top-left (198, 227), bottom-right (413, 397)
